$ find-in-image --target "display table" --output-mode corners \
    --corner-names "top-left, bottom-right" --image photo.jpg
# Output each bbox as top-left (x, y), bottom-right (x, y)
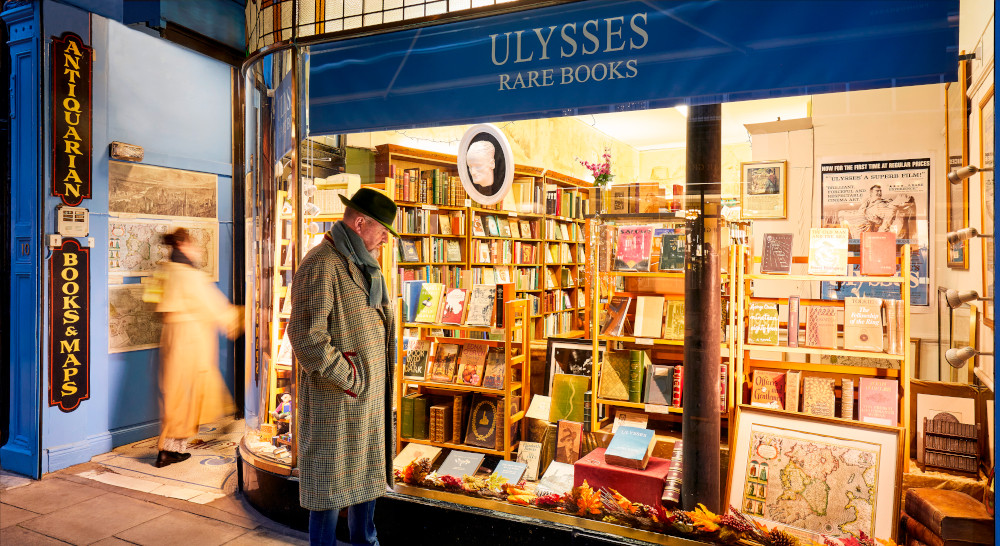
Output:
top-left (574, 447), bottom-right (672, 511)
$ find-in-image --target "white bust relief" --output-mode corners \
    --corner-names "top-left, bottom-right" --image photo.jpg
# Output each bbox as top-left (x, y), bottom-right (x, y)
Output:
top-left (466, 140), bottom-right (496, 189)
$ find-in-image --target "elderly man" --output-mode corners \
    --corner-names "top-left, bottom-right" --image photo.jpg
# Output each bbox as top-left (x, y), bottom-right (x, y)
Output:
top-left (288, 187), bottom-right (398, 546)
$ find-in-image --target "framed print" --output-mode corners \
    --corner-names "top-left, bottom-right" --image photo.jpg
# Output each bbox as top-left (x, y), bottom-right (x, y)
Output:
top-left (980, 85), bottom-right (994, 327)
top-left (948, 305), bottom-right (977, 383)
top-left (457, 123), bottom-right (514, 206)
top-left (946, 57), bottom-right (969, 268)
top-left (544, 338), bottom-right (604, 397)
top-left (740, 160), bottom-right (787, 219)
top-left (727, 406), bottom-right (902, 543)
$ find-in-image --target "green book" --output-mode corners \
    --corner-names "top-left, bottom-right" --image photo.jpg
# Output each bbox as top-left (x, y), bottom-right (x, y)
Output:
top-left (628, 350), bottom-right (650, 403)
top-left (548, 374), bottom-right (590, 423)
top-left (658, 233), bottom-right (685, 270)
top-left (401, 394), bottom-right (416, 438)
top-left (413, 395), bottom-right (429, 439)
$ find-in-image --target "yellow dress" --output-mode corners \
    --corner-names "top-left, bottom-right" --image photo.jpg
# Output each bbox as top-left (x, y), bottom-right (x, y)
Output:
top-left (155, 261), bottom-right (241, 450)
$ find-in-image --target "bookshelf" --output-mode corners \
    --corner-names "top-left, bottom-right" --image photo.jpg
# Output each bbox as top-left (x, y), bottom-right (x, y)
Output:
top-left (734, 243), bottom-right (913, 456)
top-left (541, 172), bottom-right (591, 339)
top-left (588, 217), bottom-right (739, 435)
top-left (395, 299), bottom-right (532, 460)
top-left (266, 190), bottom-right (294, 429)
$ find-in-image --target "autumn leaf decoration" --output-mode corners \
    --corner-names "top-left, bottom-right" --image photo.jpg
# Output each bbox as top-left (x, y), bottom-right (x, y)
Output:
top-left (575, 481), bottom-right (603, 516)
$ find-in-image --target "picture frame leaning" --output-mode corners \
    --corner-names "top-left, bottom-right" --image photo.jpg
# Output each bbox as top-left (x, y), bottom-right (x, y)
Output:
top-left (740, 160), bottom-right (787, 219)
top-left (726, 406), bottom-right (903, 543)
top-left (544, 338), bottom-right (604, 398)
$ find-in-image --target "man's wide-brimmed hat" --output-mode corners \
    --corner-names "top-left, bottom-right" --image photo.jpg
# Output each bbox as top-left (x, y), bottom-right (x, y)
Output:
top-left (339, 187), bottom-right (399, 237)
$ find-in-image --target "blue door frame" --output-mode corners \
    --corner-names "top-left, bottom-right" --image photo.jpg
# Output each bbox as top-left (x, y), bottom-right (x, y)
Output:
top-left (2, 2), bottom-right (41, 478)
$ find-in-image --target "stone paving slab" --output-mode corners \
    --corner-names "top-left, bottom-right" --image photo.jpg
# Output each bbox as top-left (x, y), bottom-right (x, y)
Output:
top-left (221, 528), bottom-right (309, 545)
top-left (1, 502), bottom-right (40, 529)
top-left (0, 477), bottom-right (105, 514)
top-left (0, 524), bottom-right (72, 545)
top-left (115, 510), bottom-right (247, 546)
top-left (20, 491), bottom-right (171, 545)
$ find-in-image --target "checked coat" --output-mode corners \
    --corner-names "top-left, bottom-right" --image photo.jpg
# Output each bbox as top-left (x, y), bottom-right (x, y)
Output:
top-left (287, 235), bottom-right (396, 510)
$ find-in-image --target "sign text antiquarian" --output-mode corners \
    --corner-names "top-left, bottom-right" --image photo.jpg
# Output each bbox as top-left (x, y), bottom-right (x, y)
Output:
top-left (52, 32), bottom-right (92, 206)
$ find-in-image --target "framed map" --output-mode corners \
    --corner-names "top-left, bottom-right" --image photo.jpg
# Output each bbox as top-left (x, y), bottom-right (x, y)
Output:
top-left (109, 161), bottom-right (217, 219)
top-left (108, 284), bottom-right (162, 353)
top-left (727, 407), bottom-right (902, 543)
top-left (979, 86), bottom-right (994, 327)
top-left (108, 218), bottom-right (218, 280)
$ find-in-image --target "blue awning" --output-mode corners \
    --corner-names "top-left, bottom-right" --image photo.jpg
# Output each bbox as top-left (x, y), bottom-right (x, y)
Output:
top-left (308, 0), bottom-right (958, 135)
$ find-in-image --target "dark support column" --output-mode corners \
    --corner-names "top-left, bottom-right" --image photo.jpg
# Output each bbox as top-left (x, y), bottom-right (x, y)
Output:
top-left (682, 103), bottom-right (722, 512)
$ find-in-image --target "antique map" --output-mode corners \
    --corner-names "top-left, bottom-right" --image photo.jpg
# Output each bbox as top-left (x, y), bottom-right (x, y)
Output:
top-left (742, 424), bottom-right (880, 540)
top-left (109, 218), bottom-right (218, 280)
top-left (109, 161), bottom-right (217, 219)
top-left (108, 284), bottom-right (162, 353)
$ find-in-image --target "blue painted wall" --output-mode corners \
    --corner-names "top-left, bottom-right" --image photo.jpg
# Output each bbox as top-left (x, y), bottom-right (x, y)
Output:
top-left (38, 2), bottom-right (235, 472)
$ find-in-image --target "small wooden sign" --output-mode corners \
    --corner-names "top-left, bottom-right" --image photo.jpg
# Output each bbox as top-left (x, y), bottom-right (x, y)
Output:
top-left (52, 32), bottom-right (93, 206)
top-left (50, 238), bottom-right (90, 412)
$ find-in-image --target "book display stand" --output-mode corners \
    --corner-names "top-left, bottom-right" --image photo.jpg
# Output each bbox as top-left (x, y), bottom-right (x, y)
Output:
top-left (395, 298), bottom-right (532, 460)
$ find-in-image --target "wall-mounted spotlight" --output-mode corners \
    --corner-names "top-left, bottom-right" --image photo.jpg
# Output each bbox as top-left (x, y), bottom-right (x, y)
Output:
top-left (109, 141), bottom-right (144, 162)
top-left (944, 289), bottom-right (993, 309)
top-left (945, 346), bottom-right (993, 368)
top-left (946, 227), bottom-right (994, 245)
top-left (948, 164), bottom-right (993, 184)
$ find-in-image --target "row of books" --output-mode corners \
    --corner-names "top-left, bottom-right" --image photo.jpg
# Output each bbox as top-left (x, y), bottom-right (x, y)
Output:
top-left (399, 237), bottom-right (463, 264)
top-left (402, 281), bottom-right (516, 329)
top-left (602, 182), bottom-right (681, 214)
top-left (541, 289), bottom-right (576, 314)
top-left (544, 267), bottom-right (581, 290)
top-left (750, 370), bottom-right (899, 424)
top-left (472, 213), bottom-right (539, 239)
top-left (391, 166), bottom-right (469, 207)
top-left (598, 350), bottom-right (684, 406)
top-left (600, 295), bottom-right (685, 340)
top-left (403, 341), bottom-right (506, 389)
top-left (762, 230), bottom-right (897, 276)
top-left (543, 218), bottom-right (586, 242)
top-left (748, 296), bottom-right (905, 354)
top-left (544, 242), bottom-right (582, 264)
top-left (472, 239), bottom-right (539, 265)
top-left (597, 225), bottom-right (685, 272)
top-left (395, 207), bottom-right (467, 236)
top-left (400, 391), bottom-right (514, 451)
top-left (543, 312), bottom-right (577, 337)
top-left (469, 265), bottom-right (531, 289)
top-left (544, 184), bottom-right (589, 219)
top-left (398, 265), bottom-right (464, 288)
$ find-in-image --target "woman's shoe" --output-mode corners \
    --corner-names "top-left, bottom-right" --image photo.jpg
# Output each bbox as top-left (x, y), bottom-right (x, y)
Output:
top-left (155, 450), bottom-right (192, 468)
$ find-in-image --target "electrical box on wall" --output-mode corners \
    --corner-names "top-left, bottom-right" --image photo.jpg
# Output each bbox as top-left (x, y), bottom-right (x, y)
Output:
top-left (57, 206), bottom-right (90, 238)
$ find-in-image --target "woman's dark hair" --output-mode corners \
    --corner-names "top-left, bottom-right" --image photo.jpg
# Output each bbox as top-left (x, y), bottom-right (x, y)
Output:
top-left (161, 228), bottom-right (191, 249)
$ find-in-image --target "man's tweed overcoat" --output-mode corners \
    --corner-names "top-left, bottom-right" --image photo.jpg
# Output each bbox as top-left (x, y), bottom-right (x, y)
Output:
top-left (287, 236), bottom-right (396, 510)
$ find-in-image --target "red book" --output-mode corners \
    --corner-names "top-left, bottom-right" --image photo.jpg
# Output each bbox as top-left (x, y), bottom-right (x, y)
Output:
top-left (440, 288), bottom-right (469, 324)
top-left (860, 231), bottom-right (897, 276)
top-left (671, 366), bottom-right (684, 407)
top-left (750, 370), bottom-right (786, 409)
top-left (858, 377), bottom-right (898, 426)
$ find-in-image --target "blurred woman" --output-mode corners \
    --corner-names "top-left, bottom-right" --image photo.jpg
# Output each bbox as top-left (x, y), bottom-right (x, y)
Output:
top-left (155, 228), bottom-right (242, 468)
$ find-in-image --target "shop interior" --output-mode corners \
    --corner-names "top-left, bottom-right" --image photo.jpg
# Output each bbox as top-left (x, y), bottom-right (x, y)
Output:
top-left (240, 63), bottom-right (994, 542)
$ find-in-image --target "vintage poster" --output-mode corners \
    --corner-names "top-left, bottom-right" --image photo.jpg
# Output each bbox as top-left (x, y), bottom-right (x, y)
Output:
top-left (819, 158), bottom-right (930, 306)
top-left (108, 218), bottom-right (219, 280)
top-left (108, 161), bottom-right (218, 219)
top-left (108, 284), bottom-right (162, 353)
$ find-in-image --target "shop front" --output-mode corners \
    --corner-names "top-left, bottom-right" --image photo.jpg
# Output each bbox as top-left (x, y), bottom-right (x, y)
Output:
top-left (240, 1), bottom-right (995, 544)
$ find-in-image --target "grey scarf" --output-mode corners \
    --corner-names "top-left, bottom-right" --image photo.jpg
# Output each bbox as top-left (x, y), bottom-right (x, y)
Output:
top-left (328, 221), bottom-right (386, 308)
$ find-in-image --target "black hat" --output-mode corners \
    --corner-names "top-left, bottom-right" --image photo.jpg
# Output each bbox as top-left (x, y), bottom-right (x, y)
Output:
top-left (339, 187), bottom-right (399, 237)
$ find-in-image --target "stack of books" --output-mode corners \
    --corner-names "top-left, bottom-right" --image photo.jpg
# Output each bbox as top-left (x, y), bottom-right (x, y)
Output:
top-left (900, 488), bottom-right (993, 546)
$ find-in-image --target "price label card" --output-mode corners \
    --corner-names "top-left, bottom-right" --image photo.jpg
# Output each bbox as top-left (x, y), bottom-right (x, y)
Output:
top-left (464, 199), bottom-right (472, 207)
top-left (508, 212), bottom-right (518, 217)
top-left (644, 404), bottom-right (671, 414)
top-left (422, 205), bottom-right (439, 211)
top-left (635, 337), bottom-right (654, 346)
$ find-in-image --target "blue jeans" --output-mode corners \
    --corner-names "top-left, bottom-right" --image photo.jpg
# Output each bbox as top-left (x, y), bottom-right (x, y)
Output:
top-left (309, 500), bottom-right (379, 546)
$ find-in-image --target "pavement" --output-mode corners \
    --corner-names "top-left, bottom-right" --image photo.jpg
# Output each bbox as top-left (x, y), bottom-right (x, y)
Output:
top-left (0, 461), bottom-right (309, 545)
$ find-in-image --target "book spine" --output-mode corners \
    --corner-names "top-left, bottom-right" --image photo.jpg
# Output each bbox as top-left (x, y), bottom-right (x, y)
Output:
top-left (401, 395), bottom-right (414, 438)
top-left (671, 366), bottom-right (684, 407)
top-left (413, 397), bottom-right (429, 440)
top-left (583, 390), bottom-right (592, 433)
top-left (628, 351), bottom-right (643, 403)
top-left (840, 378), bottom-right (854, 420)
top-left (900, 514), bottom-right (946, 546)
top-left (661, 440), bottom-right (683, 505)
top-left (452, 395), bottom-right (464, 443)
top-left (787, 296), bottom-right (800, 347)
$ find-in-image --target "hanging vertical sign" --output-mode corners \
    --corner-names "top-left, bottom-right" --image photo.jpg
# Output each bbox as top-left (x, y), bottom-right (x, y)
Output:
top-left (52, 32), bottom-right (92, 206)
top-left (50, 239), bottom-right (90, 412)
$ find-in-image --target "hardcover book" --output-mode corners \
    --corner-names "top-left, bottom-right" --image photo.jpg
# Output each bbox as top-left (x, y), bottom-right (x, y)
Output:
top-left (402, 280), bottom-right (426, 322)
top-left (516, 441), bottom-right (543, 481)
top-left (785, 370), bottom-right (801, 412)
top-left (446, 240), bottom-right (462, 262)
top-left (485, 215), bottom-right (500, 236)
top-left (600, 296), bottom-right (632, 337)
top-left (611, 411), bottom-right (649, 433)
top-left (840, 378), bottom-right (855, 420)
top-left (549, 374), bottom-right (590, 422)
top-left (452, 393), bottom-right (468, 443)
top-left (607, 185), bottom-right (630, 215)
top-left (885, 299), bottom-right (899, 355)
top-left (807, 227), bottom-right (849, 275)
top-left (436, 450), bottom-right (485, 479)
top-left (428, 343), bottom-right (460, 383)
top-left (645, 365), bottom-right (673, 406)
top-left (805, 306), bottom-right (838, 349)
top-left (402, 339), bottom-right (432, 381)
top-left (439, 288), bottom-right (469, 325)
top-left (499, 217), bottom-right (512, 237)
top-left (671, 366), bottom-right (684, 407)
top-left (481, 348), bottom-right (506, 390)
top-left (472, 215), bottom-right (486, 237)
top-left (491, 460), bottom-right (528, 485)
top-left (400, 238), bottom-right (420, 262)
top-left (604, 426), bottom-right (656, 470)
top-left (860, 231), bottom-right (897, 276)
top-left (438, 214), bottom-right (452, 235)
top-left (658, 233), bottom-right (685, 271)
top-left (662, 300), bottom-right (685, 340)
top-left (535, 461), bottom-right (575, 497)
top-left (750, 369), bottom-right (786, 409)
top-left (858, 377), bottom-right (898, 426)
top-left (508, 220), bottom-right (521, 239)
top-left (787, 295), bottom-right (800, 347)
top-left (412, 395), bottom-right (430, 439)
top-left (633, 296), bottom-right (665, 339)
top-left (456, 342), bottom-right (490, 386)
top-left (761, 233), bottom-right (794, 274)
top-left (614, 226), bottom-right (654, 271)
top-left (464, 284), bottom-right (497, 326)
top-left (628, 350), bottom-right (651, 403)
top-left (747, 301), bottom-right (779, 345)
top-left (555, 419), bottom-right (584, 464)
top-left (801, 376), bottom-right (836, 417)
top-left (844, 297), bottom-right (884, 352)
top-left (904, 487), bottom-right (994, 542)
top-left (597, 352), bottom-right (631, 401)
top-left (519, 220), bottom-right (532, 239)
top-left (400, 393), bottom-right (419, 438)
top-left (414, 283), bottom-right (445, 323)
top-left (392, 442), bottom-right (442, 472)
top-left (464, 394), bottom-right (500, 449)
